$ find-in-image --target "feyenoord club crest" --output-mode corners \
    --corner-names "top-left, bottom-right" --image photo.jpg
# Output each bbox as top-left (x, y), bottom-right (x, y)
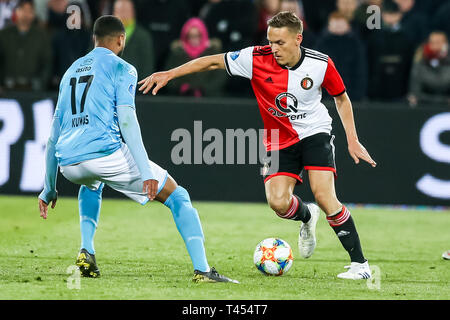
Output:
top-left (300, 77), bottom-right (313, 90)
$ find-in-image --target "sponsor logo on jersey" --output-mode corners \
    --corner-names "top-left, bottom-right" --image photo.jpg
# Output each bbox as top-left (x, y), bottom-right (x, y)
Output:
top-left (301, 77), bottom-right (313, 90)
top-left (273, 92), bottom-right (298, 115)
top-left (269, 92), bottom-right (307, 121)
top-left (76, 66), bottom-right (91, 73)
top-left (230, 50), bottom-right (241, 61)
top-left (264, 77), bottom-right (274, 83)
top-left (80, 58), bottom-right (93, 66)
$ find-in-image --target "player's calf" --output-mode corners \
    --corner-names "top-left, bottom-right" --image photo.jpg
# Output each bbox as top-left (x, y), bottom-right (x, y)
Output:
top-left (326, 205), bottom-right (366, 264)
top-left (78, 184), bottom-right (103, 255)
top-left (268, 194), bottom-right (320, 258)
top-left (163, 186), bottom-right (209, 272)
top-left (164, 186), bottom-right (239, 283)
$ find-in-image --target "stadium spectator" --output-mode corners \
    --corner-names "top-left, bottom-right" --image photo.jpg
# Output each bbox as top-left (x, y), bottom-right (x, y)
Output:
top-left (134, 0), bottom-right (191, 70)
top-left (33, 0), bottom-right (93, 29)
top-left (86, 0), bottom-right (114, 21)
top-left (51, 1), bottom-right (91, 87)
top-left (201, 0), bottom-right (257, 97)
top-left (0, 0), bottom-right (18, 29)
top-left (316, 11), bottom-right (367, 101)
top-left (393, 0), bottom-right (429, 49)
top-left (201, 0), bottom-right (257, 52)
top-left (279, 0), bottom-right (316, 48)
top-left (256, 0), bottom-right (281, 45)
top-left (0, 0), bottom-right (52, 91)
top-left (113, 0), bottom-right (155, 80)
top-left (366, 1), bottom-right (414, 100)
top-left (336, 0), bottom-right (357, 23)
top-left (46, 0), bottom-right (69, 30)
top-left (408, 31), bottom-right (450, 107)
top-left (301, 0), bottom-right (335, 34)
top-left (164, 18), bottom-right (226, 97)
top-left (335, 0), bottom-right (368, 41)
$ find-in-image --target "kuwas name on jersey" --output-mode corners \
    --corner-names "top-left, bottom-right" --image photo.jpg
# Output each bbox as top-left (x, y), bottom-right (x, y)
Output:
top-left (72, 114), bottom-right (89, 127)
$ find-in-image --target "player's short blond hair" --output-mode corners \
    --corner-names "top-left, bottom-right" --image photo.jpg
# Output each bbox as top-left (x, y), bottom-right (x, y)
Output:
top-left (267, 11), bottom-right (303, 35)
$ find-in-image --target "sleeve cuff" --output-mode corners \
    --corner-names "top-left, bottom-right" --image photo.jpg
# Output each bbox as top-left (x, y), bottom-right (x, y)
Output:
top-left (224, 53), bottom-right (232, 77)
top-left (116, 104), bottom-right (136, 110)
top-left (332, 89), bottom-right (346, 97)
top-left (39, 189), bottom-right (57, 204)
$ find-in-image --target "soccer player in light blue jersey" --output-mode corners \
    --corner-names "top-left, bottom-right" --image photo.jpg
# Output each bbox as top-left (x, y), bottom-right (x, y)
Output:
top-left (38, 15), bottom-right (237, 283)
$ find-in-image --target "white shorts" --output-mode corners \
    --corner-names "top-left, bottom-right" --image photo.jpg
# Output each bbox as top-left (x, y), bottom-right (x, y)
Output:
top-left (60, 144), bottom-right (168, 205)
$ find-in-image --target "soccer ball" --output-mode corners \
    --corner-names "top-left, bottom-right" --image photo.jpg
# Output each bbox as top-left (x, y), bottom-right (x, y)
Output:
top-left (253, 238), bottom-right (293, 276)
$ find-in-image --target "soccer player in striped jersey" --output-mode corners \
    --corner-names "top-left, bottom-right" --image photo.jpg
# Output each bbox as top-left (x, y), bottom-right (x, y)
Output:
top-left (139, 11), bottom-right (376, 280)
top-left (38, 15), bottom-right (237, 283)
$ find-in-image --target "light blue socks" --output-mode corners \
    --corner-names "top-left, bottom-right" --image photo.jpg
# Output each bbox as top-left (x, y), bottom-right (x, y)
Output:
top-left (78, 183), bottom-right (209, 272)
top-left (78, 183), bottom-right (104, 254)
top-left (164, 186), bottom-right (210, 272)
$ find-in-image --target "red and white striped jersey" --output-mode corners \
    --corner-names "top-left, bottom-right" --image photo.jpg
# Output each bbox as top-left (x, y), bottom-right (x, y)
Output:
top-left (224, 45), bottom-right (346, 151)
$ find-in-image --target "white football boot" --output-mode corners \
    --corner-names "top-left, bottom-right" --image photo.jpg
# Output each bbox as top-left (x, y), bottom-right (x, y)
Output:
top-left (442, 250), bottom-right (450, 260)
top-left (298, 203), bottom-right (320, 258)
top-left (337, 261), bottom-right (372, 280)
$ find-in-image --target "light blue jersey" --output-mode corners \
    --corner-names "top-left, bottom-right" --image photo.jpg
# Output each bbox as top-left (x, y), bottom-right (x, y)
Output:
top-left (54, 47), bottom-right (138, 166)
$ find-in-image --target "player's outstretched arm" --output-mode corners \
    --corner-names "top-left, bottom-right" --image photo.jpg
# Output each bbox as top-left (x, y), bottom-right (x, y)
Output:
top-left (38, 116), bottom-right (60, 219)
top-left (334, 92), bottom-right (377, 168)
top-left (138, 54), bottom-right (226, 95)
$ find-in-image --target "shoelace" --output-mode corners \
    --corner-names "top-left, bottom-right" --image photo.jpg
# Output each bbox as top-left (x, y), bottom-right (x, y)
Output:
top-left (300, 224), bottom-right (311, 239)
top-left (210, 267), bottom-right (219, 276)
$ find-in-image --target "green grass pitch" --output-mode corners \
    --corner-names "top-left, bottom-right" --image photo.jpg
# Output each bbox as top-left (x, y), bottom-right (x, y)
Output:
top-left (0, 195), bottom-right (449, 300)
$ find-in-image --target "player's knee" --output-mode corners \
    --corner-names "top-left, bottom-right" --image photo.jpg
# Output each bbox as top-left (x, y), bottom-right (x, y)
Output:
top-left (164, 186), bottom-right (195, 216)
top-left (166, 186), bottom-right (191, 205)
top-left (268, 195), bottom-right (291, 216)
top-left (78, 183), bottom-right (103, 200)
top-left (312, 189), bottom-right (327, 205)
top-left (312, 190), bottom-right (338, 214)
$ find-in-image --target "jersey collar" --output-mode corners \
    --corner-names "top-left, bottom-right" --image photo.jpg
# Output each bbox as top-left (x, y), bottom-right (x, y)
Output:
top-left (282, 46), bottom-right (306, 71)
top-left (93, 46), bottom-right (115, 55)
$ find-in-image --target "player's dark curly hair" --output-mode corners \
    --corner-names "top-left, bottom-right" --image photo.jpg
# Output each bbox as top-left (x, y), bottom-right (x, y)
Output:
top-left (93, 15), bottom-right (125, 39)
top-left (267, 11), bottom-right (303, 34)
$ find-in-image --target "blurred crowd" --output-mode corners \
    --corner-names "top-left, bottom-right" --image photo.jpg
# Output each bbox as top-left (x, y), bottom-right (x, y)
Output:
top-left (0, 0), bottom-right (449, 107)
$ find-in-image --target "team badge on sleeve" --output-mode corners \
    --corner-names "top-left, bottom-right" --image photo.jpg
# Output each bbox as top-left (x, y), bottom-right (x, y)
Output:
top-left (230, 50), bottom-right (241, 61)
top-left (301, 77), bottom-right (313, 90)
